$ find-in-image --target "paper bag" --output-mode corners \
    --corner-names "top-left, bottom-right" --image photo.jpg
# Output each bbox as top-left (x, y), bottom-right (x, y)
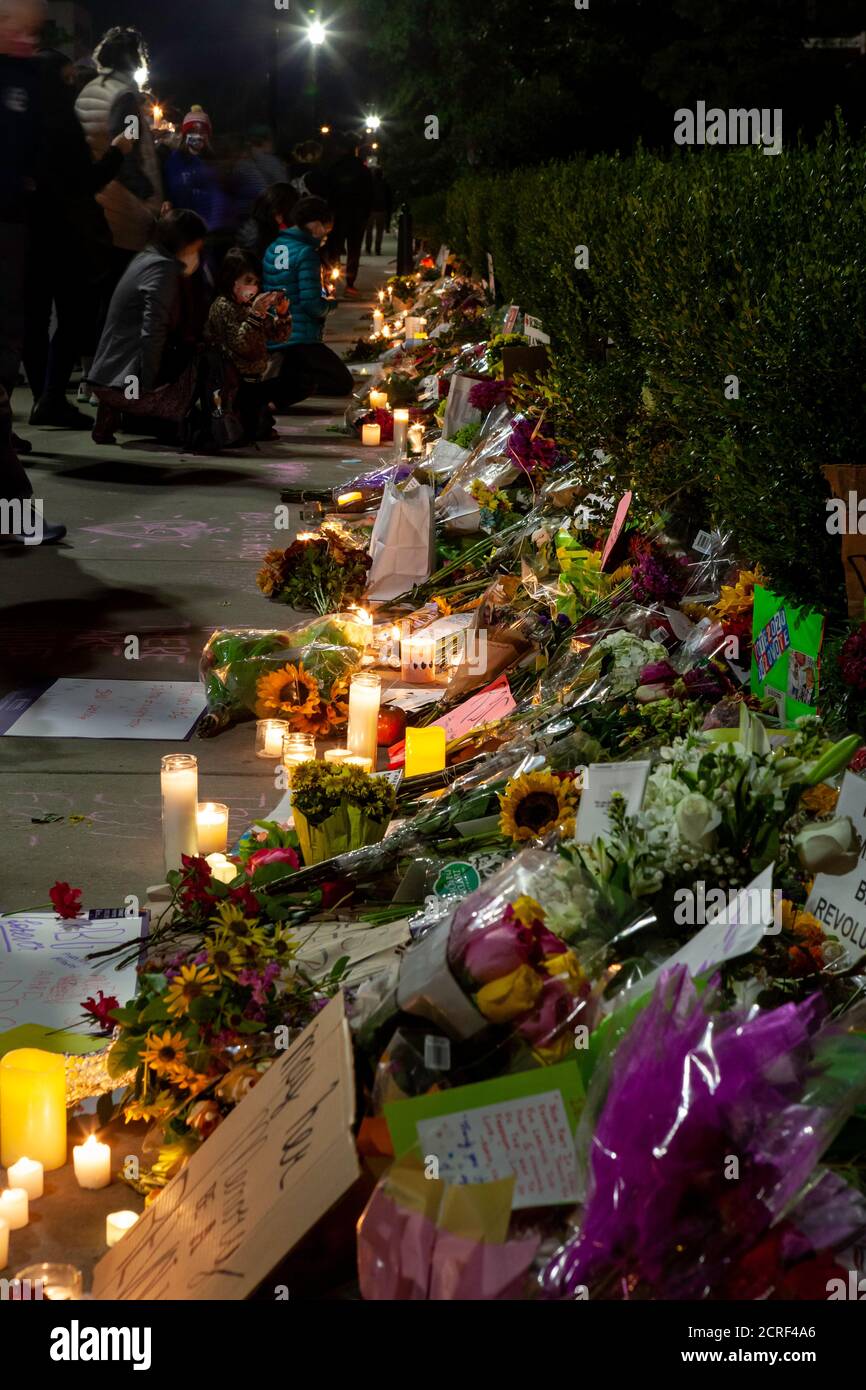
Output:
top-left (366, 479), bottom-right (435, 601)
top-left (442, 373), bottom-right (483, 440)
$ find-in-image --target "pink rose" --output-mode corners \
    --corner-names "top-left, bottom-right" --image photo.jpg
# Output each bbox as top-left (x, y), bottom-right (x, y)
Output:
top-left (461, 923), bottom-right (534, 984)
top-left (246, 846), bottom-right (300, 874)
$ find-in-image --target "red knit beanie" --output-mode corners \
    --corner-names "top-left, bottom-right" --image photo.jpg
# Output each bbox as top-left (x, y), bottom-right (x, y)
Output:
top-left (182, 104), bottom-right (212, 138)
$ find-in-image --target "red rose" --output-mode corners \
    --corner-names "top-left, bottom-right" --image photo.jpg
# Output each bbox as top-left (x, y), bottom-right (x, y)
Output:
top-left (49, 881), bottom-right (83, 920)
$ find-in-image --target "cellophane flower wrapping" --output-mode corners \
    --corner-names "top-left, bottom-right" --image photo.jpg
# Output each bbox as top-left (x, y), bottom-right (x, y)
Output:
top-left (541, 966), bottom-right (866, 1300)
top-left (444, 849), bottom-right (600, 1061)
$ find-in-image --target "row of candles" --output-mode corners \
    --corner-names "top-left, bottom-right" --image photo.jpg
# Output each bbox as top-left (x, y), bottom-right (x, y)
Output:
top-left (361, 405), bottom-right (425, 455)
top-left (0, 1051), bottom-right (139, 1271)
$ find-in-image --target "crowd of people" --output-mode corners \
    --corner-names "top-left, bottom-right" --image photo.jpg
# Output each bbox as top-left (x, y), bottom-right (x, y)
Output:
top-left (0, 3), bottom-right (393, 545)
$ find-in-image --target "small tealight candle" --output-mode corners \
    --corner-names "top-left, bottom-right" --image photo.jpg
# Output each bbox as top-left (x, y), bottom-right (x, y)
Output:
top-left (0, 1188), bottom-right (28, 1231)
top-left (106, 1210), bottom-right (139, 1248)
top-left (7, 1157), bottom-right (42, 1200)
top-left (343, 754), bottom-right (373, 772)
top-left (361, 421), bottom-right (382, 447)
top-left (256, 718), bottom-right (290, 759)
top-left (405, 725), bottom-right (447, 777)
top-left (0, 1217), bottom-right (7, 1271)
top-left (372, 308), bottom-right (385, 334)
top-left (206, 852), bottom-right (236, 885)
top-left (323, 748), bottom-right (351, 765)
top-left (369, 388), bottom-right (388, 409)
top-left (392, 408), bottom-right (409, 458)
top-left (73, 1133), bottom-right (112, 1190)
top-left (196, 802), bottom-right (229, 856)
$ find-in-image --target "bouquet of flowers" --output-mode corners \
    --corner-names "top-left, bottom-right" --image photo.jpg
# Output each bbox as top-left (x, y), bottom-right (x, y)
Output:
top-left (290, 762), bottom-right (397, 866)
top-left (257, 521), bottom-right (371, 614)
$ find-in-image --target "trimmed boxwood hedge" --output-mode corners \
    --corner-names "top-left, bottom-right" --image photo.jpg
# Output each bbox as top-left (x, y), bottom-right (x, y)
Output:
top-left (444, 125), bottom-right (866, 612)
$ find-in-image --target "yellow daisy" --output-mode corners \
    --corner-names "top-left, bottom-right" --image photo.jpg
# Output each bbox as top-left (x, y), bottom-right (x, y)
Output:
top-left (141, 1029), bottom-right (189, 1079)
top-left (165, 963), bottom-right (218, 1017)
top-left (123, 1091), bottom-right (174, 1125)
top-left (255, 662), bottom-right (321, 720)
top-left (499, 769), bottom-right (577, 842)
top-left (211, 901), bottom-right (258, 935)
top-left (204, 930), bottom-right (244, 982)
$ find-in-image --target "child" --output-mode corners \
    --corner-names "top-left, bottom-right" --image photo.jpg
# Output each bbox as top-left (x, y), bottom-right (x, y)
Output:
top-left (204, 247), bottom-right (291, 442)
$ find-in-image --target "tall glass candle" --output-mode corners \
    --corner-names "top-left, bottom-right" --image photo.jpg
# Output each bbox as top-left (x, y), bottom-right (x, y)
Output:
top-left (347, 672), bottom-right (381, 765)
top-left (0, 1049), bottom-right (66, 1170)
top-left (255, 718), bottom-right (290, 759)
top-left (392, 408), bottom-right (409, 459)
top-left (161, 753), bottom-right (198, 873)
top-left (372, 308), bottom-right (385, 334)
top-left (408, 422), bottom-right (425, 455)
top-left (196, 802), bottom-right (229, 856)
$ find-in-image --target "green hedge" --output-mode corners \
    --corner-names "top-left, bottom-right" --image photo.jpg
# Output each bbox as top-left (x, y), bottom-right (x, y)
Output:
top-left (445, 126), bottom-right (866, 611)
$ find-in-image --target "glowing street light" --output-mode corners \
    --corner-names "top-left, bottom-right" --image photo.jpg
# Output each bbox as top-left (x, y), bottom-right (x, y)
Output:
top-left (320, 124), bottom-right (331, 134)
top-left (307, 18), bottom-right (326, 45)
top-left (367, 114), bottom-right (381, 130)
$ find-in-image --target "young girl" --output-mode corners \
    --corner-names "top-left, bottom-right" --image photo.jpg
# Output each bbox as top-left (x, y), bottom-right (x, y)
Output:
top-left (204, 247), bottom-right (291, 442)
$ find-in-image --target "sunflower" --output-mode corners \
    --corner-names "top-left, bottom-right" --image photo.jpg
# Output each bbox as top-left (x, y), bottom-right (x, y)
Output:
top-left (499, 770), bottom-right (577, 842)
top-left (711, 565), bottom-right (765, 621)
top-left (255, 662), bottom-right (321, 720)
top-left (170, 1066), bottom-right (211, 1094)
top-left (204, 930), bottom-right (244, 982)
top-left (141, 1028), bottom-right (190, 1079)
top-left (123, 1091), bottom-right (174, 1125)
top-left (211, 901), bottom-right (258, 935)
top-left (164, 963), bottom-right (218, 1018)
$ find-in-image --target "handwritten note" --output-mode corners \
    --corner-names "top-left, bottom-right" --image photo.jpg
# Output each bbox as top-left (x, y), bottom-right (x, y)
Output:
top-left (388, 676), bottom-right (516, 765)
top-left (600, 490), bottom-right (633, 571)
top-left (0, 914), bottom-right (143, 1034)
top-left (3, 679), bottom-right (206, 740)
top-left (92, 994), bottom-right (359, 1301)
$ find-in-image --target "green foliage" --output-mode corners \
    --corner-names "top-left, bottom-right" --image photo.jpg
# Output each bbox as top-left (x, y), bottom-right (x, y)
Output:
top-left (446, 126), bottom-right (866, 610)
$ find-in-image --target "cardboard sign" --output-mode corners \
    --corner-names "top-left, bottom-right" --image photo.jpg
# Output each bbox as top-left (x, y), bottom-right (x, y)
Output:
top-left (0, 914), bottom-right (144, 1034)
top-left (823, 465), bottom-right (866, 619)
top-left (805, 771), bottom-right (866, 965)
top-left (92, 994), bottom-right (359, 1300)
top-left (573, 761), bottom-right (651, 843)
top-left (750, 587), bottom-right (824, 722)
top-left (600, 490), bottom-right (633, 571)
top-left (385, 1062), bottom-right (584, 1209)
top-left (388, 675), bottom-right (516, 765)
top-left (522, 314), bottom-right (550, 347)
top-left (503, 305), bottom-right (521, 334)
top-left (295, 919), bottom-right (410, 987)
top-left (2, 679), bottom-right (206, 740)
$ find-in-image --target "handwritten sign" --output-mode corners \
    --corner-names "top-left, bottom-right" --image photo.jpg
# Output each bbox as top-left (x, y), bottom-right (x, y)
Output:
top-left (573, 760), bottom-right (651, 843)
top-left (600, 490), bottom-right (633, 571)
top-left (3, 679), bottom-right (206, 740)
top-left (0, 913), bottom-right (143, 1035)
top-left (806, 771), bottom-right (866, 965)
top-left (388, 676), bottom-right (516, 765)
top-left (92, 994), bottom-right (359, 1300)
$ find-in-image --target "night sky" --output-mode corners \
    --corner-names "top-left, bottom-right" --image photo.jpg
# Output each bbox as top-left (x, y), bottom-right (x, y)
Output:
top-left (85, 0), bottom-right (373, 144)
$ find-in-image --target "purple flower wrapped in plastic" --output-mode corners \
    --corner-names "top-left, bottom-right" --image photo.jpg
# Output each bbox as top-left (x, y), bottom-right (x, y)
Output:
top-left (468, 378), bottom-right (512, 414)
top-left (541, 967), bottom-right (866, 1300)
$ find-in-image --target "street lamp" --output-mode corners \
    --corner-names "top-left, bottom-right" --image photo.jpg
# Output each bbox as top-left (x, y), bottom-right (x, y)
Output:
top-left (367, 114), bottom-right (381, 130)
top-left (308, 18), bottom-right (326, 45)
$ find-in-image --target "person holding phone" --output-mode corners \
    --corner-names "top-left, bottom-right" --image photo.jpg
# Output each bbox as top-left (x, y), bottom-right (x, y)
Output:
top-left (204, 247), bottom-right (291, 442)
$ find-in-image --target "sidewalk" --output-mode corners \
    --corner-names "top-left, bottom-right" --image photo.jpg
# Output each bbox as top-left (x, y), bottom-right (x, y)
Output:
top-left (0, 240), bottom-right (395, 907)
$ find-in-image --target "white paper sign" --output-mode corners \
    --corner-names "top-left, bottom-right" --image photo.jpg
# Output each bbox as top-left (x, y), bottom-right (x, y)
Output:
top-left (3, 679), bottom-right (206, 740)
top-left (523, 314), bottom-right (551, 347)
top-left (574, 761), bottom-right (651, 843)
top-left (93, 994), bottom-right (359, 1300)
top-left (0, 914), bottom-right (144, 1033)
top-left (416, 1089), bottom-right (578, 1209)
top-left (617, 865), bottom-right (777, 1008)
top-left (382, 685), bottom-right (441, 713)
top-left (806, 772), bottom-right (866, 965)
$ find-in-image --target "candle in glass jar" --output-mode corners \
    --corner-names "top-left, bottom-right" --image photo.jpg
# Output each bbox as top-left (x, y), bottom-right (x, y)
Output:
top-left (255, 718), bottom-right (290, 759)
top-left (408, 423), bottom-right (425, 455)
top-left (361, 422), bottom-right (381, 447)
top-left (369, 388), bottom-right (388, 409)
top-left (196, 802), bottom-right (229, 856)
top-left (206, 852), bottom-right (236, 884)
top-left (392, 408), bottom-right (409, 458)
top-left (13, 1262), bottom-right (83, 1301)
top-left (106, 1210), bottom-right (139, 1248)
top-left (372, 308), bottom-right (385, 334)
top-left (281, 734), bottom-right (316, 784)
top-left (0, 1188), bottom-right (28, 1230)
top-left (347, 672), bottom-right (381, 765)
top-left (161, 753), bottom-right (198, 873)
top-left (0, 1049), bottom-right (66, 1171)
top-left (7, 1157), bottom-right (42, 1200)
top-left (72, 1133), bottom-right (112, 1190)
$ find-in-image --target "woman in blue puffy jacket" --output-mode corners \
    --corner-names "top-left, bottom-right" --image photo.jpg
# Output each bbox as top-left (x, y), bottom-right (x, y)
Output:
top-left (261, 195), bottom-right (353, 408)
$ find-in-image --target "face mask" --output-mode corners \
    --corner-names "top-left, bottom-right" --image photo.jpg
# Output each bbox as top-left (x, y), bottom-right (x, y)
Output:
top-left (186, 134), bottom-right (206, 153)
top-left (179, 250), bottom-right (201, 277)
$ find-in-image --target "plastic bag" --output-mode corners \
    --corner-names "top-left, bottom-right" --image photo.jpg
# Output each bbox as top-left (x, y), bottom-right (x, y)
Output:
top-left (367, 479), bottom-right (436, 601)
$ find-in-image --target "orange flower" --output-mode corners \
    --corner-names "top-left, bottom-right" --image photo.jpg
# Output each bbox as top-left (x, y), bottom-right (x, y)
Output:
top-left (800, 784), bottom-right (839, 816)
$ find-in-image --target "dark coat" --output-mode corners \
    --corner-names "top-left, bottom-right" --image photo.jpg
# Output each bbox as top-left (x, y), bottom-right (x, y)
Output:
top-left (89, 247), bottom-right (181, 393)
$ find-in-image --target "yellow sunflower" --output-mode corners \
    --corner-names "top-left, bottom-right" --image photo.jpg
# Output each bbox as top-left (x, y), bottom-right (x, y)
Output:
top-left (123, 1091), bottom-right (174, 1125)
top-left (204, 930), bottom-right (244, 982)
top-left (256, 549), bottom-right (287, 597)
top-left (710, 565), bottom-right (765, 621)
top-left (141, 1028), bottom-right (190, 1079)
top-left (164, 963), bottom-right (218, 1017)
top-left (499, 770), bottom-right (577, 842)
top-left (255, 662), bottom-right (321, 720)
top-left (211, 901), bottom-right (258, 935)
top-left (170, 1066), bottom-right (211, 1094)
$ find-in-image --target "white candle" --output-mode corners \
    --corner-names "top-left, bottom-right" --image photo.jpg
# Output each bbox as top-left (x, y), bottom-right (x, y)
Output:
top-left (372, 308), bottom-right (385, 334)
top-left (0, 1188), bottom-right (28, 1230)
top-left (369, 389), bottom-right (388, 409)
top-left (7, 1157), bottom-right (42, 1200)
top-left (72, 1133), bottom-right (112, 1190)
top-left (361, 422), bottom-right (381, 447)
top-left (392, 409), bottom-right (409, 458)
top-left (106, 1210), bottom-right (139, 1248)
top-left (347, 672), bottom-right (381, 765)
top-left (255, 718), bottom-right (290, 759)
top-left (161, 754), bottom-right (198, 872)
top-left (205, 853), bottom-right (236, 885)
top-left (0, 1217), bottom-right (7, 1271)
top-left (408, 423), bottom-right (425, 455)
top-left (196, 802), bottom-right (229, 856)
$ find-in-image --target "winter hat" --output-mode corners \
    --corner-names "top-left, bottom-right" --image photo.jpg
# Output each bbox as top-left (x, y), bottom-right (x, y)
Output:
top-left (182, 104), bottom-right (212, 138)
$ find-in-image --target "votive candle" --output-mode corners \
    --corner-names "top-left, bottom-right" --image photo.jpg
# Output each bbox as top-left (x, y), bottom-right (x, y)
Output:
top-left (0, 1188), bottom-right (28, 1230)
top-left (161, 753), bottom-right (198, 873)
top-left (361, 422), bottom-right (381, 447)
top-left (72, 1133), bottom-right (112, 1190)
top-left (106, 1210), bottom-right (139, 1248)
top-left (392, 408), bottom-right (409, 458)
top-left (196, 802), bottom-right (229, 856)
top-left (347, 672), bottom-right (381, 765)
top-left (372, 308), bottom-right (385, 334)
top-left (281, 733), bottom-right (316, 784)
top-left (369, 388), bottom-right (388, 409)
top-left (0, 1049), bottom-right (66, 1170)
top-left (206, 852), bottom-right (236, 885)
top-left (256, 718), bottom-right (290, 759)
top-left (7, 1157), bottom-right (43, 1200)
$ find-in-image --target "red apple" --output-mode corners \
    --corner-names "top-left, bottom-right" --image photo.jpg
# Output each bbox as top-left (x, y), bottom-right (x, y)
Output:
top-left (377, 705), bottom-right (407, 745)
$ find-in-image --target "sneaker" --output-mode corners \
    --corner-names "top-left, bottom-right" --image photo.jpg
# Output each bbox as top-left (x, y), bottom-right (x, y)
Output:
top-left (30, 395), bottom-right (94, 429)
top-left (11, 431), bottom-right (32, 454)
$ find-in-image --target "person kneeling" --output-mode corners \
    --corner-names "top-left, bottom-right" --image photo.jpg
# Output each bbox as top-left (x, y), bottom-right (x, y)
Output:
top-left (88, 208), bottom-right (207, 444)
top-left (203, 248), bottom-right (291, 444)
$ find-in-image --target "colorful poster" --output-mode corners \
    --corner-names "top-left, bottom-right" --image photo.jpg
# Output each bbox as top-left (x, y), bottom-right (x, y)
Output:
top-left (750, 587), bottom-right (824, 721)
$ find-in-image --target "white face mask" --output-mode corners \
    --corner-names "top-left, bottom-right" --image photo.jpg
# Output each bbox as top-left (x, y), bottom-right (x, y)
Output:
top-left (179, 250), bottom-right (201, 277)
